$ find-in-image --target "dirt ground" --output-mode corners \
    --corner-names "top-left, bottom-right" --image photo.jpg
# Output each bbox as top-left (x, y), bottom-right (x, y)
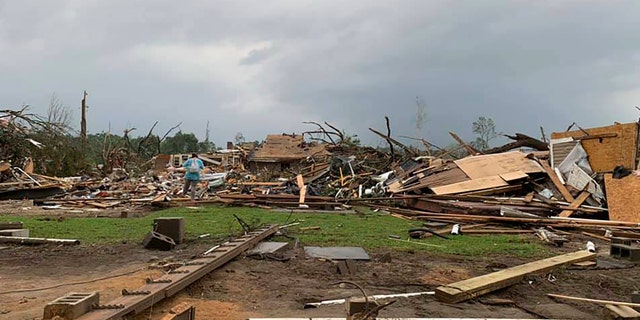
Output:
top-left (1, 233), bottom-right (639, 320)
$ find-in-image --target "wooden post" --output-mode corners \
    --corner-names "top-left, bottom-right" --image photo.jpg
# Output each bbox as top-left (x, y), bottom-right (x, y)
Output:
top-left (559, 191), bottom-right (591, 217)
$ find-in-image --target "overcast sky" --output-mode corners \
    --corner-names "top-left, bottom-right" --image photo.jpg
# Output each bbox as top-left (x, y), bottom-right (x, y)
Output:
top-left (1, 0), bottom-right (639, 148)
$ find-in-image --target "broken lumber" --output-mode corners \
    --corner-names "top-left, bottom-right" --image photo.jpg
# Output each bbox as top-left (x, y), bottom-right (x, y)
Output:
top-left (538, 160), bottom-right (575, 202)
top-left (547, 293), bottom-right (640, 308)
top-left (558, 191), bottom-right (590, 217)
top-left (435, 250), bottom-right (595, 303)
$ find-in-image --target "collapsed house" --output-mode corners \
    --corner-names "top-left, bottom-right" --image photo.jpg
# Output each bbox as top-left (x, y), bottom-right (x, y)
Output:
top-left (247, 134), bottom-right (330, 173)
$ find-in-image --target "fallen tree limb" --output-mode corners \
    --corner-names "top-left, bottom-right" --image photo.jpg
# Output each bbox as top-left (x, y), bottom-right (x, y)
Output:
top-left (483, 133), bottom-right (548, 154)
top-left (369, 127), bottom-right (419, 157)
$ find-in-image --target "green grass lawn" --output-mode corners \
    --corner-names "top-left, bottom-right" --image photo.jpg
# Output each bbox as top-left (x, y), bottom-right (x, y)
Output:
top-left (0, 206), bottom-right (549, 257)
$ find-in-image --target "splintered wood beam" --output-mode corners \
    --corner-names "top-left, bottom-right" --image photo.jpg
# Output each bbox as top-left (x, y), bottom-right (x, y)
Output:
top-left (449, 131), bottom-right (482, 155)
top-left (435, 251), bottom-right (596, 303)
top-left (538, 160), bottom-right (575, 202)
top-left (558, 191), bottom-right (591, 217)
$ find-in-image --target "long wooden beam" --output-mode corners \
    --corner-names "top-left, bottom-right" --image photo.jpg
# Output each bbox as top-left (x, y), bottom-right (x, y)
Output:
top-left (558, 191), bottom-right (590, 217)
top-left (435, 250), bottom-right (595, 303)
top-left (74, 225), bottom-right (279, 320)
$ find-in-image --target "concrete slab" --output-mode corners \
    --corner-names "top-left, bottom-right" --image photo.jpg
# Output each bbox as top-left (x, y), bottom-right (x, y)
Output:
top-left (0, 229), bottom-right (29, 237)
top-left (304, 246), bottom-right (370, 261)
top-left (247, 242), bottom-right (289, 255)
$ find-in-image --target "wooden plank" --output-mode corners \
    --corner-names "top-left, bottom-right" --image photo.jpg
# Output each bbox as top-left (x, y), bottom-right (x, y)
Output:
top-left (150, 193), bottom-right (167, 203)
top-left (581, 231), bottom-right (611, 242)
top-left (548, 293), bottom-right (640, 308)
top-left (84, 201), bottom-right (111, 209)
top-left (605, 173), bottom-right (640, 223)
top-left (551, 122), bottom-right (638, 172)
top-left (539, 160), bottom-right (575, 202)
top-left (435, 251), bottom-right (595, 303)
top-left (296, 174), bottom-right (306, 204)
top-left (76, 225), bottom-right (279, 320)
top-left (575, 132), bottom-right (618, 140)
top-left (397, 166), bottom-right (470, 192)
top-left (454, 152), bottom-right (542, 180)
top-left (499, 170), bottom-right (528, 182)
top-left (604, 304), bottom-right (640, 320)
top-left (523, 192), bottom-right (534, 203)
top-left (430, 176), bottom-right (508, 195)
top-left (558, 191), bottom-right (591, 217)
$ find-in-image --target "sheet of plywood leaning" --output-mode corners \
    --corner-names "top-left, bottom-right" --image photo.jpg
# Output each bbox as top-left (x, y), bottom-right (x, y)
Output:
top-left (551, 122), bottom-right (638, 172)
top-left (604, 173), bottom-right (640, 223)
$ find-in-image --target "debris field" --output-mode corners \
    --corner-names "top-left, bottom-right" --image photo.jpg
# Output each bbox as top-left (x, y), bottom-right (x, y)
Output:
top-left (2, 113), bottom-right (640, 320)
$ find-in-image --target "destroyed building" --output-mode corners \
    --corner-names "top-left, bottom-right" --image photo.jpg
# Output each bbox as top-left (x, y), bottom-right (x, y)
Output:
top-left (247, 134), bottom-right (329, 173)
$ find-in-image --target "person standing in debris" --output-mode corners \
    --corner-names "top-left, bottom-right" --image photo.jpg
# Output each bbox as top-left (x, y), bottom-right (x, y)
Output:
top-left (182, 153), bottom-right (204, 200)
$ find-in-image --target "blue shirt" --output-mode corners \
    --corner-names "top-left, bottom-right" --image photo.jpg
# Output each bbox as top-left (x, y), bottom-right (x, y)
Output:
top-left (183, 158), bottom-right (205, 181)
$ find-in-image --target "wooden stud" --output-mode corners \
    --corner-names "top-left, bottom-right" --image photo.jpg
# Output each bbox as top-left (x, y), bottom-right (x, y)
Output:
top-left (559, 191), bottom-right (591, 217)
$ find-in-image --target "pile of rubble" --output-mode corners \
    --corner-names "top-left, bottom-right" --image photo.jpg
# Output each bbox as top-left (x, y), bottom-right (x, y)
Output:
top-left (3, 121), bottom-right (640, 233)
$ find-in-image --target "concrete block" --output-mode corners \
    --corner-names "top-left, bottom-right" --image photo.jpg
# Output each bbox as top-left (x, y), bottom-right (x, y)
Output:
top-left (632, 291), bottom-right (640, 304)
top-left (344, 297), bottom-right (379, 319)
top-left (143, 231), bottom-right (176, 251)
top-left (160, 302), bottom-right (196, 320)
top-left (154, 217), bottom-right (185, 244)
top-left (0, 229), bottom-right (29, 237)
top-left (610, 244), bottom-right (640, 261)
top-left (612, 237), bottom-right (636, 246)
top-left (43, 292), bottom-right (99, 320)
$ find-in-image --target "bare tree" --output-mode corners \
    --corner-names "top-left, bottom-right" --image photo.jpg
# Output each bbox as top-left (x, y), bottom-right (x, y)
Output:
top-left (471, 116), bottom-right (499, 151)
top-left (46, 94), bottom-right (73, 129)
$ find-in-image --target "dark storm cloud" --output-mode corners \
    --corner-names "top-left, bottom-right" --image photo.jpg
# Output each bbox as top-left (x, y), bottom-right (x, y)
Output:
top-left (0, 0), bottom-right (638, 148)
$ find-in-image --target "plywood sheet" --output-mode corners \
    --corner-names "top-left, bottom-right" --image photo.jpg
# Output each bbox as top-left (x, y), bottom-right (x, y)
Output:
top-left (605, 173), bottom-right (640, 223)
top-left (551, 122), bottom-right (638, 172)
top-left (499, 170), bottom-right (528, 182)
top-left (430, 175), bottom-right (508, 195)
top-left (394, 165), bottom-right (470, 193)
top-left (454, 152), bottom-right (542, 180)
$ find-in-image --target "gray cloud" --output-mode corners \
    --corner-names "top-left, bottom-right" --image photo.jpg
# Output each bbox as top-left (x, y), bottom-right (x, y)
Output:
top-left (0, 0), bottom-right (639, 148)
